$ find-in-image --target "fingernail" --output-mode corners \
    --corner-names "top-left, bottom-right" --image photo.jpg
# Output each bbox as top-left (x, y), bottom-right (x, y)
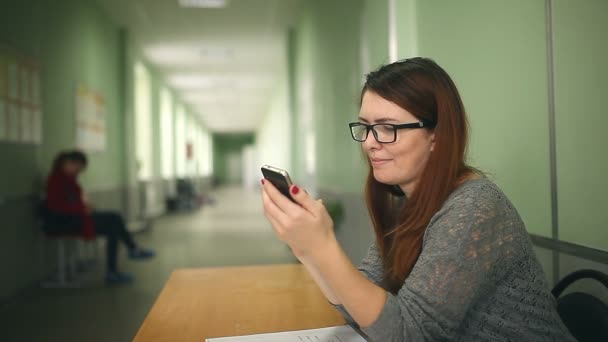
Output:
top-left (261, 179), bottom-right (265, 185)
top-left (291, 185), bottom-right (300, 195)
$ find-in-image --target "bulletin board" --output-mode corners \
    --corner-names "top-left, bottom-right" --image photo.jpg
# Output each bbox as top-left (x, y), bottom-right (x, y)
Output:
top-left (75, 83), bottom-right (106, 152)
top-left (0, 45), bottom-right (43, 144)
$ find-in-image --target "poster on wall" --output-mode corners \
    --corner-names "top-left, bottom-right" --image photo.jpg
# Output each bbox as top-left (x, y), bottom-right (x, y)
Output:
top-left (0, 98), bottom-right (6, 140)
top-left (7, 102), bottom-right (19, 141)
top-left (7, 62), bottom-right (18, 100)
top-left (20, 106), bottom-right (31, 142)
top-left (75, 83), bottom-right (106, 152)
top-left (0, 45), bottom-right (43, 144)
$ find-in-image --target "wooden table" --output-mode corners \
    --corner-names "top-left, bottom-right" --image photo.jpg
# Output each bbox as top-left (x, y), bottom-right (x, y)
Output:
top-left (134, 264), bottom-right (345, 342)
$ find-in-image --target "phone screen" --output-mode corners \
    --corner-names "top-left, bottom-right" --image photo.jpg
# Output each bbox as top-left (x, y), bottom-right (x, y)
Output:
top-left (261, 165), bottom-right (295, 202)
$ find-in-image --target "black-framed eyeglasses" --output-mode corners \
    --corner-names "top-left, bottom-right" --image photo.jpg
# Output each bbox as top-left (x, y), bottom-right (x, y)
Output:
top-left (348, 121), bottom-right (434, 143)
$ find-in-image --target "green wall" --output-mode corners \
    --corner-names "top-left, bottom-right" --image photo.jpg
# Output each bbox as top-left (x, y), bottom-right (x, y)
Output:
top-left (363, 0), bottom-right (390, 69)
top-left (413, 0), bottom-right (552, 237)
top-left (290, 0), bottom-right (370, 194)
top-left (287, 0), bottom-right (608, 251)
top-left (0, 0), bottom-right (126, 195)
top-left (395, 0), bottom-right (418, 58)
top-left (315, 0), bottom-right (370, 193)
top-left (553, 0), bottom-right (608, 249)
top-left (405, 0), bottom-right (608, 250)
top-left (290, 2), bottom-right (316, 185)
top-left (0, 0), bottom-right (192, 195)
top-left (0, 0), bottom-right (129, 301)
top-left (256, 56), bottom-right (292, 172)
top-left (212, 133), bottom-right (255, 185)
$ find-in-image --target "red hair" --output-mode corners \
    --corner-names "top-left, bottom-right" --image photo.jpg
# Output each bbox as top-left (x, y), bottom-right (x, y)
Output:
top-left (362, 58), bottom-right (476, 293)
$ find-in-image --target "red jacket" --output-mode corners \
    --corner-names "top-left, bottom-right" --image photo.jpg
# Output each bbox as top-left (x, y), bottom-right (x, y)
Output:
top-left (45, 170), bottom-right (96, 239)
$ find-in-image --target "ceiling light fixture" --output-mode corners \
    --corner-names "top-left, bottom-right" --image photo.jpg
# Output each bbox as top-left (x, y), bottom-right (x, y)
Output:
top-left (178, 0), bottom-right (228, 9)
top-left (200, 47), bottom-right (234, 60)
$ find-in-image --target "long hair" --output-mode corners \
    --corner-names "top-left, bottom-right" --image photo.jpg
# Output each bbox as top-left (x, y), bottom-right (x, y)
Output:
top-left (362, 58), bottom-right (476, 293)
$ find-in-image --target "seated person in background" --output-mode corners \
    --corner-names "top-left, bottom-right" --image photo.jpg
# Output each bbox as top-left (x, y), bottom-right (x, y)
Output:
top-left (44, 150), bottom-right (156, 284)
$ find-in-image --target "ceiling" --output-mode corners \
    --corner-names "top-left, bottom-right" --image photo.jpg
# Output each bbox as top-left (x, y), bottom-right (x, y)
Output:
top-left (96, 0), bottom-right (303, 133)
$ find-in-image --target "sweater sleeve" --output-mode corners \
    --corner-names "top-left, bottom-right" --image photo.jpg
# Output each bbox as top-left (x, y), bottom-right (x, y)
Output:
top-left (358, 243), bottom-right (385, 285)
top-left (360, 189), bottom-right (518, 341)
top-left (333, 243), bottom-right (385, 327)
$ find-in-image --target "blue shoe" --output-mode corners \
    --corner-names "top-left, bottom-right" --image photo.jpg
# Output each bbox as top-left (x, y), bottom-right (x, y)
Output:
top-left (128, 247), bottom-right (156, 260)
top-left (105, 271), bottom-right (134, 285)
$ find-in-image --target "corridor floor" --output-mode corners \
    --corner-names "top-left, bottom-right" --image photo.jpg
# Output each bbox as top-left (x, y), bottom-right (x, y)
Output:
top-left (0, 186), bottom-right (297, 342)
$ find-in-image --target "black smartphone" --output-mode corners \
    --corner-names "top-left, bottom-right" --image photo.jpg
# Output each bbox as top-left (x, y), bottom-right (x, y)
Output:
top-left (261, 165), bottom-right (295, 202)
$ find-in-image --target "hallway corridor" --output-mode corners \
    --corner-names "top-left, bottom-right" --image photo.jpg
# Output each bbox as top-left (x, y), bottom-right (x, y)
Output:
top-left (0, 186), bottom-right (297, 342)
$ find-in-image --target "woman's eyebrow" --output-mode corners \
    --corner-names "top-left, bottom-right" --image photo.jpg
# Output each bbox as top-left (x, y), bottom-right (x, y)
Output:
top-left (357, 116), bottom-right (398, 123)
top-left (375, 117), bottom-right (399, 123)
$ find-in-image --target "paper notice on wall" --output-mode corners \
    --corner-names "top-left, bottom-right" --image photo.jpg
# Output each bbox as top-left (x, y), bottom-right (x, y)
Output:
top-left (7, 63), bottom-right (18, 100)
top-left (20, 66), bottom-right (30, 103)
top-left (0, 48), bottom-right (42, 144)
top-left (0, 57), bottom-right (7, 98)
top-left (32, 72), bottom-right (40, 106)
top-left (75, 84), bottom-right (106, 151)
top-left (19, 106), bottom-right (31, 142)
top-left (7, 102), bottom-right (19, 141)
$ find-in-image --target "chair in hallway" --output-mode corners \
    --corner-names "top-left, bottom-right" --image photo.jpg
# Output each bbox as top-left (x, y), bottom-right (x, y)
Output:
top-left (41, 235), bottom-right (92, 288)
top-left (37, 200), bottom-right (99, 288)
top-left (552, 269), bottom-right (608, 342)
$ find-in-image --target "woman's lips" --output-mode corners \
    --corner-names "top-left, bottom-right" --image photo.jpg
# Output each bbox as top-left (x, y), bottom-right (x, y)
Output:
top-left (370, 158), bottom-right (391, 166)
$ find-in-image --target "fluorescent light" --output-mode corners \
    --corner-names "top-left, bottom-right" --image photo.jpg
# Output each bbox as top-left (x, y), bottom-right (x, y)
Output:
top-left (183, 90), bottom-right (267, 104)
top-left (179, 0), bottom-right (228, 8)
top-left (200, 47), bottom-right (234, 61)
top-left (168, 74), bottom-right (216, 89)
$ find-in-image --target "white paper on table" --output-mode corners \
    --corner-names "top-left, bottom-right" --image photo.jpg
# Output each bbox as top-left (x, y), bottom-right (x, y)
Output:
top-left (205, 325), bottom-right (367, 342)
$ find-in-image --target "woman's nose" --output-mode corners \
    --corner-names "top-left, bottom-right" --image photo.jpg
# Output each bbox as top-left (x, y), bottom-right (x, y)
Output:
top-left (362, 132), bottom-right (381, 151)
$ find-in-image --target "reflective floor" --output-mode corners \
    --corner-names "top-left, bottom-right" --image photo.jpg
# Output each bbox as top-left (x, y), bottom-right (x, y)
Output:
top-left (0, 186), bottom-right (297, 342)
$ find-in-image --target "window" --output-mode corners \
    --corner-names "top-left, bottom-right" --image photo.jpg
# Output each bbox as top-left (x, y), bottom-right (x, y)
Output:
top-left (134, 62), bottom-right (152, 181)
top-left (204, 129), bottom-right (213, 176)
top-left (196, 124), bottom-right (213, 177)
top-left (175, 105), bottom-right (187, 178)
top-left (160, 88), bottom-right (174, 178)
top-left (186, 114), bottom-right (197, 176)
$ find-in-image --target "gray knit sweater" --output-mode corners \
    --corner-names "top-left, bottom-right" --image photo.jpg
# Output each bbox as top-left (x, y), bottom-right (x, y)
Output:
top-left (334, 178), bottom-right (575, 341)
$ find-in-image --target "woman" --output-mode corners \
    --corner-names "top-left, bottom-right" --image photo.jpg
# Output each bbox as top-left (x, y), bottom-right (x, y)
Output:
top-left (44, 150), bottom-right (155, 284)
top-left (261, 58), bottom-right (574, 341)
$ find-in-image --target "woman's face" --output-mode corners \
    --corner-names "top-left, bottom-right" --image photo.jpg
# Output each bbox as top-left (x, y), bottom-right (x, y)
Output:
top-left (62, 160), bottom-right (85, 176)
top-left (358, 91), bottom-right (435, 196)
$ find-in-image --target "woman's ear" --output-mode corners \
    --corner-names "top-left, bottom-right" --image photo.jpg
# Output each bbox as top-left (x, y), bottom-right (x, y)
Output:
top-left (429, 131), bottom-right (436, 152)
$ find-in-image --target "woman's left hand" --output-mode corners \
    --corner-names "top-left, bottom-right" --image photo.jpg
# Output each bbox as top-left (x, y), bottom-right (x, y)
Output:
top-left (261, 180), bottom-right (336, 259)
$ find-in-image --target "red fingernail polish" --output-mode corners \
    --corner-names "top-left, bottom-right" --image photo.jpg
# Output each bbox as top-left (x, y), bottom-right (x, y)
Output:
top-left (291, 185), bottom-right (300, 195)
top-left (261, 179), bottom-right (265, 185)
